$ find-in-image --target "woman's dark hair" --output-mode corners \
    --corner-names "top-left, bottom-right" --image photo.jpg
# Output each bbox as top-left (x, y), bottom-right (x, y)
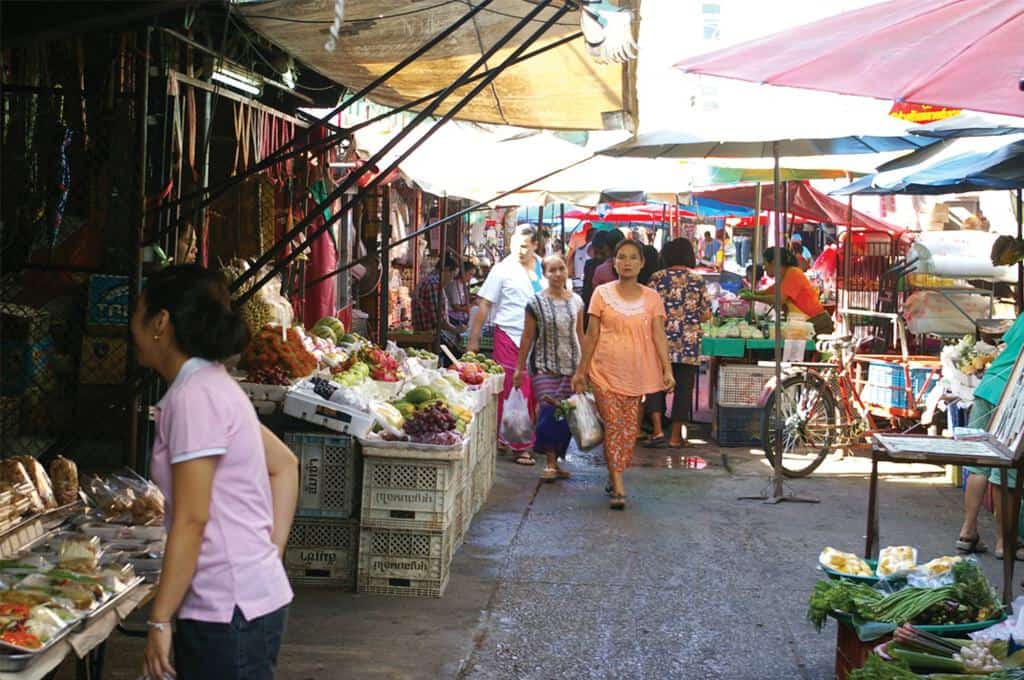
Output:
top-left (660, 237), bottom-right (696, 269)
top-left (142, 265), bottom-right (250, 361)
top-left (606, 229), bottom-right (625, 248)
top-left (762, 247), bottom-right (800, 269)
top-left (638, 245), bottom-right (660, 284)
top-left (614, 239), bottom-right (644, 259)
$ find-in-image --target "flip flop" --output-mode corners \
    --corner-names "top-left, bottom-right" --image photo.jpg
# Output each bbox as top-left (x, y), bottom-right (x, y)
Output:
top-left (515, 454), bottom-right (536, 466)
top-left (610, 494), bottom-right (626, 510)
top-left (540, 467), bottom-right (557, 481)
top-left (956, 534), bottom-right (988, 554)
top-left (995, 545), bottom-right (1024, 561)
top-left (645, 435), bottom-right (668, 449)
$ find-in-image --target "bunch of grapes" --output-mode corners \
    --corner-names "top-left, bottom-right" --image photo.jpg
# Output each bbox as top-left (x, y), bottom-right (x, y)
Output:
top-left (309, 376), bottom-right (337, 400)
top-left (403, 404), bottom-right (457, 437)
top-left (412, 431), bottom-right (460, 446)
top-left (247, 367), bottom-right (291, 385)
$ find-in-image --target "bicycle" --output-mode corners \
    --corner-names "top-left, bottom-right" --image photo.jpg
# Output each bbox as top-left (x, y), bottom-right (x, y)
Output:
top-left (759, 314), bottom-right (942, 477)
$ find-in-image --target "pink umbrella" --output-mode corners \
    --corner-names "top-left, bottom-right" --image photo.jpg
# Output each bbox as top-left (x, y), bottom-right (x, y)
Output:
top-left (564, 204), bottom-right (696, 222)
top-left (674, 0), bottom-right (1024, 117)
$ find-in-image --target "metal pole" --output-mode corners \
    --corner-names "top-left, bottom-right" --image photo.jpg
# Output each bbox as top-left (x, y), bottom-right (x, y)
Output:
top-left (129, 27), bottom-right (151, 473)
top-left (235, 0), bottom-right (566, 300)
top-left (772, 146), bottom-right (785, 500)
top-left (1017, 188), bottom-right (1023, 314)
top-left (436, 194), bottom-right (450, 353)
top-left (559, 203), bottom-right (566, 252)
top-left (379, 186), bottom-right (391, 346)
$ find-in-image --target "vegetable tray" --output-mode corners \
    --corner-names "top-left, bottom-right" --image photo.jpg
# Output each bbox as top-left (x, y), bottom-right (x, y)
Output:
top-left (831, 610), bottom-right (1007, 637)
top-left (0, 622), bottom-right (76, 671)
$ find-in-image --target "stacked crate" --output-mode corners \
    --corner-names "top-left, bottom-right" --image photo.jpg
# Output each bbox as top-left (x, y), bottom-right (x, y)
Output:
top-left (356, 439), bottom-right (469, 598)
top-left (283, 432), bottom-right (360, 589)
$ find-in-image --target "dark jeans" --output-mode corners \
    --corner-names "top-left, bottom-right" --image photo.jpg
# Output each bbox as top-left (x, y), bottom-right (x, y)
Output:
top-left (645, 363), bottom-right (697, 424)
top-left (174, 606), bottom-right (288, 680)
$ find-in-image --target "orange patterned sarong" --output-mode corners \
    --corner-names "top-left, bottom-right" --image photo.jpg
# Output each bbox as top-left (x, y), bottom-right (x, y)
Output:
top-left (591, 383), bottom-right (641, 473)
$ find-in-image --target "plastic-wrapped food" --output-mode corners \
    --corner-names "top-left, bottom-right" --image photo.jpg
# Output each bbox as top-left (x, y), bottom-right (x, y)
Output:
top-left (49, 456), bottom-right (79, 505)
top-left (16, 456), bottom-right (56, 510)
top-left (876, 545), bottom-right (918, 578)
top-left (819, 547), bottom-right (873, 577)
top-left (0, 460), bottom-right (44, 513)
top-left (58, 536), bottom-right (101, 572)
top-left (566, 393), bottom-right (604, 451)
top-left (82, 475), bottom-right (135, 521)
top-left (83, 472), bottom-right (164, 525)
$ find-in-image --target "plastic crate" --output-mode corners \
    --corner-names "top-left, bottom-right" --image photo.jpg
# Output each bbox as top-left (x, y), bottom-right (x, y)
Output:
top-left (472, 456), bottom-right (490, 514)
top-left (717, 364), bottom-right (773, 407)
top-left (284, 517), bottom-right (359, 588)
top-left (356, 527), bottom-right (453, 598)
top-left (360, 456), bottom-right (462, 531)
top-left (452, 486), bottom-right (466, 549)
top-left (285, 432), bottom-right (359, 519)
top-left (713, 405), bottom-right (764, 447)
top-left (863, 359), bottom-right (935, 410)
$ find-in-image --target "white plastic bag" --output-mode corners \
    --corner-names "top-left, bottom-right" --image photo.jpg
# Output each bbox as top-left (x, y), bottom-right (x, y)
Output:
top-left (567, 393), bottom-right (603, 450)
top-left (500, 388), bottom-right (533, 447)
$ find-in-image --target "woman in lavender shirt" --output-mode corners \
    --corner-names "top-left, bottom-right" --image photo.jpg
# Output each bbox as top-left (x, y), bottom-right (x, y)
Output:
top-left (130, 266), bottom-right (299, 680)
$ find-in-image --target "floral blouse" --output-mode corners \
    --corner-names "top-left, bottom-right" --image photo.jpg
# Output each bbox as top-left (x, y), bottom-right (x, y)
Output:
top-left (647, 267), bottom-right (709, 365)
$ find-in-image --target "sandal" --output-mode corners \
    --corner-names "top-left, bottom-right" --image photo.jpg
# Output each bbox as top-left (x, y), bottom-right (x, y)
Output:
top-left (515, 453), bottom-right (536, 466)
top-left (645, 435), bottom-right (667, 449)
top-left (609, 494), bottom-right (626, 510)
top-left (956, 534), bottom-right (988, 555)
top-left (994, 544), bottom-right (1024, 561)
top-left (540, 467), bottom-right (557, 481)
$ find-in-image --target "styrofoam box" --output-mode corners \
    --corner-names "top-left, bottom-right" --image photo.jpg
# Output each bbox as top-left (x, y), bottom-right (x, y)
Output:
top-left (360, 456), bottom-right (464, 532)
top-left (240, 382), bottom-right (291, 403)
top-left (283, 391), bottom-right (375, 437)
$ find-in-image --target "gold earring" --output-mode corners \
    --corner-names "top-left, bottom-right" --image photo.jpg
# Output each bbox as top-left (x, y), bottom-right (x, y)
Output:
top-left (153, 335), bottom-right (160, 342)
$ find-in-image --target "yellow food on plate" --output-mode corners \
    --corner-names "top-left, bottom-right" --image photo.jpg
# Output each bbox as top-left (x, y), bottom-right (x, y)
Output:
top-left (819, 547), bottom-right (873, 576)
top-left (877, 545), bottom-right (917, 577)
top-left (920, 555), bottom-right (961, 576)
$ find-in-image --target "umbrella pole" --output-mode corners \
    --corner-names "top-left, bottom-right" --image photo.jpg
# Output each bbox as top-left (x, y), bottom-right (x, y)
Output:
top-left (1017, 188), bottom-right (1023, 314)
top-left (559, 203), bottom-right (566, 254)
top-left (752, 182), bottom-right (763, 323)
top-left (742, 144), bottom-right (818, 505)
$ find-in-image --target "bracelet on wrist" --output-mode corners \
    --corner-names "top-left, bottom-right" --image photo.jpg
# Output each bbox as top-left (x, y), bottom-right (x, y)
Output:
top-left (147, 620), bottom-right (171, 632)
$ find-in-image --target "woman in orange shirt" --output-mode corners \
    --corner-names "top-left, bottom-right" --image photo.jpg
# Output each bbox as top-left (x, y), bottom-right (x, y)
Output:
top-left (741, 247), bottom-right (835, 336)
top-left (573, 240), bottom-right (674, 510)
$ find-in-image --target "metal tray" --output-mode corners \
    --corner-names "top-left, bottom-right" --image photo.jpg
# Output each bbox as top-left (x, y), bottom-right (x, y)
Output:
top-left (0, 616), bottom-right (78, 672)
top-left (80, 576), bottom-right (146, 623)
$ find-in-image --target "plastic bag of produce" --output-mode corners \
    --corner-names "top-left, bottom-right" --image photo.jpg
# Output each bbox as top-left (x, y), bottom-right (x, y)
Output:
top-left (500, 388), bottom-right (533, 447)
top-left (876, 545), bottom-right (918, 579)
top-left (566, 393), bottom-right (603, 451)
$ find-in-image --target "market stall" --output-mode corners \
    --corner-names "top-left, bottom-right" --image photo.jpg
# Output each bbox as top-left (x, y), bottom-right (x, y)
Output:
top-left (0, 458), bottom-right (165, 678)
top-left (230, 310), bottom-right (502, 597)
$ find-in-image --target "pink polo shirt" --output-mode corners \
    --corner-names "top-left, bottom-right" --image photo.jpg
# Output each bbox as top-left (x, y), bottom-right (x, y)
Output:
top-left (151, 358), bottom-right (292, 623)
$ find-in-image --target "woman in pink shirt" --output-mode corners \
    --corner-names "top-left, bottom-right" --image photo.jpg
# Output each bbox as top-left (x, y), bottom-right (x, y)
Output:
top-left (573, 241), bottom-right (674, 510)
top-left (130, 265), bottom-right (299, 680)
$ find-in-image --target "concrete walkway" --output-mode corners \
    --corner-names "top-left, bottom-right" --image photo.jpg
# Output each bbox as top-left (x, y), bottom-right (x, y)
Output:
top-left (75, 436), bottom-right (1006, 680)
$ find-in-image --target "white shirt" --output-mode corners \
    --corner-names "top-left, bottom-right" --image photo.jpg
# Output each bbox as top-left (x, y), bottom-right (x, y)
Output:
top-left (478, 254), bottom-right (547, 346)
top-left (572, 248), bottom-right (590, 289)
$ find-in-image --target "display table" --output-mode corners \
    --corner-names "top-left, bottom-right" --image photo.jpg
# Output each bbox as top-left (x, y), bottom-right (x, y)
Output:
top-left (0, 585), bottom-right (153, 680)
top-left (700, 337), bottom-right (816, 358)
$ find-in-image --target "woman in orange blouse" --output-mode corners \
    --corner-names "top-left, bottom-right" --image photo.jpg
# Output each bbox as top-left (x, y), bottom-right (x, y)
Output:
top-left (741, 247), bottom-right (835, 335)
top-left (572, 240), bottom-right (674, 510)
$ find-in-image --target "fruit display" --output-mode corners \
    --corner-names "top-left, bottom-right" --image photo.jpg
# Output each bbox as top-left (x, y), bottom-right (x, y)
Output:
top-left (943, 335), bottom-right (999, 378)
top-left (245, 366), bottom-right (291, 386)
top-left (310, 316), bottom-right (346, 344)
top-left (406, 348), bottom-right (439, 363)
top-left (222, 261), bottom-right (293, 334)
top-left (460, 352), bottom-right (504, 374)
top-left (454, 362), bottom-right (485, 386)
top-left (358, 347), bottom-right (401, 382)
top-left (701, 319), bottom-right (764, 339)
top-left (240, 325), bottom-right (317, 379)
top-left (332, 360), bottom-right (370, 387)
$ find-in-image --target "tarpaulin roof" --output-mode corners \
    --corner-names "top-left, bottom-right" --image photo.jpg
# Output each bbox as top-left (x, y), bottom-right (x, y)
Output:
top-left (692, 182), bottom-right (906, 236)
top-left (237, 1), bottom-right (638, 130)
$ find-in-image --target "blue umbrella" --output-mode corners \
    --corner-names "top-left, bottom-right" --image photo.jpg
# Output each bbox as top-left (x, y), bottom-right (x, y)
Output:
top-left (832, 137), bottom-right (1024, 195)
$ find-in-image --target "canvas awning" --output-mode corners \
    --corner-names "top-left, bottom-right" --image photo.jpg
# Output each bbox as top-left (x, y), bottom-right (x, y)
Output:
top-left (236, 1), bottom-right (638, 131)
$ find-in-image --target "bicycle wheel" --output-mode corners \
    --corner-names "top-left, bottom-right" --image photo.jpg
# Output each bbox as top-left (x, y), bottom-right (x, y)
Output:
top-left (762, 374), bottom-right (837, 478)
